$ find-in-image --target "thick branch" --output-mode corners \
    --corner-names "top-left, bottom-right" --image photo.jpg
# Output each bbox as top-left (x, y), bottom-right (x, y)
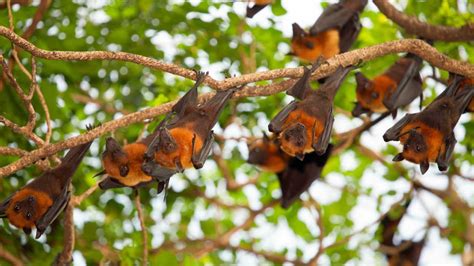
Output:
top-left (56, 203), bottom-right (75, 265)
top-left (373, 0), bottom-right (474, 41)
top-left (0, 26), bottom-right (472, 83)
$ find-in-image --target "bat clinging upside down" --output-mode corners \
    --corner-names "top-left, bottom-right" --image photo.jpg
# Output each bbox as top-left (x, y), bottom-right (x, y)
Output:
top-left (353, 54), bottom-right (423, 118)
top-left (97, 136), bottom-right (168, 194)
top-left (289, 0), bottom-right (367, 62)
top-left (379, 200), bottom-right (425, 266)
top-left (383, 75), bottom-right (474, 174)
top-left (269, 62), bottom-right (352, 159)
top-left (0, 128), bottom-right (93, 238)
top-left (247, 134), bottom-right (332, 208)
top-left (246, 0), bottom-right (272, 18)
top-left (142, 71), bottom-right (238, 180)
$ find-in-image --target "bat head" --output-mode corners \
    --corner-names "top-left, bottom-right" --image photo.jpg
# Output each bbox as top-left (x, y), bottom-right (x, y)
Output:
top-left (157, 127), bottom-right (178, 154)
top-left (396, 129), bottom-right (430, 174)
top-left (4, 191), bottom-right (51, 235)
top-left (355, 72), bottom-right (379, 109)
top-left (279, 122), bottom-right (307, 159)
top-left (102, 137), bottom-right (130, 178)
top-left (247, 134), bottom-right (274, 165)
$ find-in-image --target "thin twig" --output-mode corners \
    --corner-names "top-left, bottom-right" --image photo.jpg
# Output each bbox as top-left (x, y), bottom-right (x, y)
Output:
top-left (134, 192), bottom-right (148, 266)
top-left (0, 244), bottom-right (23, 266)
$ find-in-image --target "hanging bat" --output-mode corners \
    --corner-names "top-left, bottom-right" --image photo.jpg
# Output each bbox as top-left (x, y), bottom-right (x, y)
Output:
top-left (142, 71), bottom-right (238, 180)
top-left (96, 136), bottom-right (168, 194)
top-left (246, 0), bottom-right (272, 18)
top-left (247, 134), bottom-right (332, 208)
top-left (383, 75), bottom-right (474, 174)
top-left (353, 54), bottom-right (423, 118)
top-left (0, 129), bottom-right (93, 238)
top-left (449, 73), bottom-right (474, 113)
top-left (289, 0), bottom-right (367, 62)
top-left (269, 62), bottom-right (352, 159)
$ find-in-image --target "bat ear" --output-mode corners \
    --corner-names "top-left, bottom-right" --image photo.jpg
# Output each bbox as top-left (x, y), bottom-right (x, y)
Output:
top-left (286, 51), bottom-right (296, 56)
top-left (94, 169), bottom-right (106, 178)
top-left (23, 227), bottom-right (32, 235)
top-left (99, 177), bottom-right (125, 190)
top-left (0, 196), bottom-right (12, 218)
top-left (355, 72), bottom-right (369, 88)
top-left (262, 132), bottom-right (270, 142)
top-left (295, 153), bottom-right (305, 161)
top-left (351, 102), bottom-right (366, 117)
top-left (292, 23), bottom-right (305, 37)
top-left (392, 153), bottom-right (404, 162)
top-left (105, 137), bottom-right (123, 153)
top-left (420, 161), bottom-right (429, 174)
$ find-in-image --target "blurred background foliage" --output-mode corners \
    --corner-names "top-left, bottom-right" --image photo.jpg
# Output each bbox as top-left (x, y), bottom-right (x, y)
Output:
top-left (0, 0), bottom-right (473, 265)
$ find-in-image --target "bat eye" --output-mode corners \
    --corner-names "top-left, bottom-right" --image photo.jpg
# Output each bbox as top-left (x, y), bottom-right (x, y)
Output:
top-left (119, 165), bottom-right (129, 177)
top-left (416, 145), bottom-right (422, 152)
top-left (14, 204), bottom-right (21, 212)
top-left (25, 212), bottom-right (32, 220)
top-left (404, 144), bottom-right (410, 150)
top-left (27, 196), bottom-right (35, 203)
top-left (371, 92), bottom-right (378, 99)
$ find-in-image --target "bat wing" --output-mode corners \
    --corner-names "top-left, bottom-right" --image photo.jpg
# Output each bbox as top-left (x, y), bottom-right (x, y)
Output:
top-left (35, 189), bottom-right (70, 239)
top-left (171, 71), bottom-right (207, 117)
top-left (287, 65), bottom-right (314, 100)
top-left (436, 133), bottom-right (457, 171)
top-left (268, 101), bottom-right (298, 133)
top-left (313, 107), bottom-right (334, 155)
top-left (279, 145), bottom-right (332, 208)
top-left (309, 2), bottom-right (354, 34)
top-left (200, 88), bottom-right (236, 129)
top-left (192, 131), bottom-right (214, 169)
top-left (383, 113), bottom-right (416, 142)
top-left (55, 141), bottom-right (94, 186)
top-left (246, 4), bottom-right (268, 18)
top-left (352, 101), bottom-right (370, 117)
top-left (383, 55), bottom-right (423, 112)
top-left (337, 14), bottom-right (362, 53)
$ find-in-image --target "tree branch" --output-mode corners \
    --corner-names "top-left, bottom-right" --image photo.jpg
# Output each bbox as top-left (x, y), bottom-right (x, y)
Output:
top-left (0, 244), bottom-right (23, 266)
top-left (134, 192), bottom-right (148, 266)
top-left (373, 0), bottom-right (474, 41)
top-left (55, 203), bottom-right (75, 265)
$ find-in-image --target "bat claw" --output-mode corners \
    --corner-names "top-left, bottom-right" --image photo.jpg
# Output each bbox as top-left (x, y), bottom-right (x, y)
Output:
top-left (35, 228), bottom-right (44, 239)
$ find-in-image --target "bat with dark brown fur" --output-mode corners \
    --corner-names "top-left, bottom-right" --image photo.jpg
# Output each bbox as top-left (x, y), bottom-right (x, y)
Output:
top-left (289, 0), bottom-right (367, 62)
top-left (96, 136), bottom-right (168, 194)
top-left (142, 71), bottom-right (238, 181)
top-left (0, 126), bottom-right (94, 238)
top-left (247, 134), bottom-right (332, 208)
top-left (379, 200), bottom-right (425, 266)
top-left (246, 0), bottom-right (272, 18)
top-left (383, 75), bottom-right (474, 174)
top-left (353, 54), bottom-right (423, 118)
top-left (269, 61), bottom-right (352, 159)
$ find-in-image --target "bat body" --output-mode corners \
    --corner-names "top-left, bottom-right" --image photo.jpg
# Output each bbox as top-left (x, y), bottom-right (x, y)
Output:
top-left (247, 134), bottom-right (332, 208)
top-left (246, 0), bottom-right (272, 18)
top-left (379, 201), bottom-right (425, 266)
top-left (449, 74), bottom-right (474, 113)
top-left (269, 64), bottom-right (352, 159)
top-left (142, 72), bottom-right (236, 180)
top-left (383, 76), bottom-right (474, 174)
top-left (353, 54), bottom-right (423, 118)
top-left (0, 135), bottom-right (93, 238)
top-left (289, 0), bottom-right (367, 62)
top-left (98, 136), bottom-right (168, 194)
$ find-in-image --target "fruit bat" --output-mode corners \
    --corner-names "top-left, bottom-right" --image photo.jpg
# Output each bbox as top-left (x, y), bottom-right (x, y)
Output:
top-left (0, 129), bottom-right (93, 238)
top-left (96, 136), bottom-right (168, 194)
top-left (448, 73), bottom-right (474, 113)
top-left (269, 62), bottom-right (352, 159)
top-left (246, 0), bottom-right (272, 18)
top-left (142, 71), bottom-right (237, 180)
top-left (383, 75), bottom-right (474, 174)
top-left (247, 134), bottom-right (332, 208)
top-left (289, 0), bottom-right (367, 62)
top-left (379, 200), bottom-right (425, 266)
top-left (353, 54), bottom-right (423, 118)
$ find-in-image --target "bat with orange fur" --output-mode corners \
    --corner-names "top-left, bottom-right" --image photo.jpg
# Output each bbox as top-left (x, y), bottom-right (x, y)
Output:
top-left (142, 71), bottom-right (238, 181)
top-left (289, 0), bottom-right (367, 62)
top-left (246, 0), bottom-right (272, 18)
top-left (383, 75), bottom-right (474, 174)
top-left (0, 126), bottom-right (94, 238)
top-left (269, 61), bottom-right (352, 159)
top-left (353, 54), bottom-right (423, 118)
top-left (96, 136), bottom-right (168, 194)
top-left (247, 134), bottom-right (332, 208)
